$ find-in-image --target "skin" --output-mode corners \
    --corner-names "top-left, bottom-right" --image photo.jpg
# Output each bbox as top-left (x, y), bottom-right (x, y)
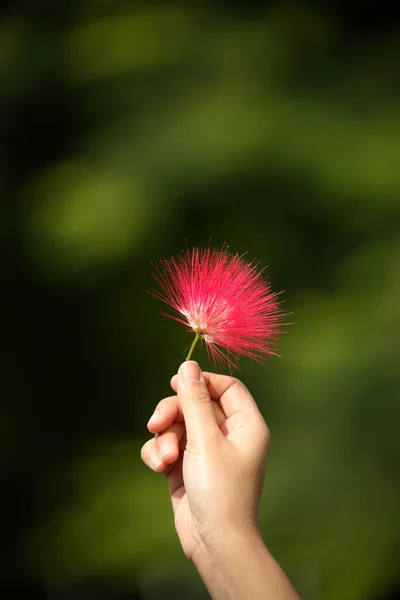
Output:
top-left (141, 361), bottom-right (300, 600)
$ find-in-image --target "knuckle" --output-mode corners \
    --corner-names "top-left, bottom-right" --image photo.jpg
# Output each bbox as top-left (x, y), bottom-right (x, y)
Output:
top-left (264, 425), bottom-right (271, 446)
top-left (140, 440), bottom-right (153, 461)
top-left (153, 399), bottom-right (165, 414)
top-left (186, 386), bottom-right (210, 405)
top-left (229, 377), bottom-right (242, 391)
top-left (255, 419), bottom-right (270, 446)
top-left (261, 423), bottom-right (271, 447)
top-left (157, 396), bottom-right (175, 410)
top-left (230, 377), bottom-right (254, 400)
top-left (140, 444), bottom-right (148, 462)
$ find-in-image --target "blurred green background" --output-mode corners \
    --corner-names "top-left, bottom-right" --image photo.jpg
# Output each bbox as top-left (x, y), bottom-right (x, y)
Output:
top-left (1, 1), bottom-right (399, 599)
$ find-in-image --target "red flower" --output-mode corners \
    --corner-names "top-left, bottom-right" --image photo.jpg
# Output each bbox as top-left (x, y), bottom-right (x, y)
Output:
top-left (149, 246), bottom-right (283, 369)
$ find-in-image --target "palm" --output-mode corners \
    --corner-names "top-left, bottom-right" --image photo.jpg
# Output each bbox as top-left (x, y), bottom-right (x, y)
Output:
top-left (166, 458), bottom-right (203, 560)
top-left (165, 411), bottom-right (235, 559)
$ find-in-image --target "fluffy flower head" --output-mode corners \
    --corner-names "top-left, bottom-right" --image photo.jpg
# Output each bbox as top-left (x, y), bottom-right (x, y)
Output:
top-left (150, 246), bottom-right (283, 369)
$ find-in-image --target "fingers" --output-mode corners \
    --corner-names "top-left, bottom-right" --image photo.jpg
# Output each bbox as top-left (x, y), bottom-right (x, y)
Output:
top-left (176, 361), bottom-right (220, 442)
top-left (148, 393), bottom-right (226, 434)
top-left (156, 424), bottom-right (183, 465)
top-left (141, 438), bottom-right (165, 472)
top-left (141, 422), bottom-right (185, 472)
top-left (147, 396), bottom-right (184, 434)
top-left (172, 371), bottom-right (262, 422)
top-left (171, 372), bottom-right (237, 402)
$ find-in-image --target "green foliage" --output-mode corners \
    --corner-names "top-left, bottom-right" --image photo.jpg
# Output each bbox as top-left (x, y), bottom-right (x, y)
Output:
top-left (2, 2), bottom-right (399, 599)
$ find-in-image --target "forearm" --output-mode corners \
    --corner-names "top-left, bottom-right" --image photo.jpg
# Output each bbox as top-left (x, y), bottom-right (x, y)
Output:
top-left (193, 528), bottom-right (301, 600)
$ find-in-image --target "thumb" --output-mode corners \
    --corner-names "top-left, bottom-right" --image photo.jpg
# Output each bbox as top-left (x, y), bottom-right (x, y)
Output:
top-left (177, 361), bottom-right (219, 443)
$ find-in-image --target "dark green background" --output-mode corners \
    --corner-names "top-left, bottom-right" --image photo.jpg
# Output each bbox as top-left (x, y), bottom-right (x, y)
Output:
top-left (2, 1), bottom-right (399, 598)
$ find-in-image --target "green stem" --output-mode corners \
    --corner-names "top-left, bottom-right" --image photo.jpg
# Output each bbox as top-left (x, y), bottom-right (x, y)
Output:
top-left (186, 332), bottom-right (200, 361)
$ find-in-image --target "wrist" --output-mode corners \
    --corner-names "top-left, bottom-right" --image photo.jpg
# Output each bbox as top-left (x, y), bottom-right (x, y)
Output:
top-left (192, 522), bottom-right (265, 571)
top-left (192, 526), bottom-right (300, 600)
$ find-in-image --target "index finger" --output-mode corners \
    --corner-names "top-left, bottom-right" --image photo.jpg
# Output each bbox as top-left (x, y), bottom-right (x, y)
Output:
top-left (148, 393), bottom-right (227, 434)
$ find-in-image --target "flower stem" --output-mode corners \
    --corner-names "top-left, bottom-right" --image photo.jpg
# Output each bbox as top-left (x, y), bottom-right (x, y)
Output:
top-left (186, 332), bottom-right (200, 361)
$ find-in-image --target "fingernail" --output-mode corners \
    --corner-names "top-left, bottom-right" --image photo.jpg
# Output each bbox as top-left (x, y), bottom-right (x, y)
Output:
top-left (160, 443), bottom-right (171, 460)
top-left (150, 454), bottom-right (163, 471)
top-left (179, 361), bottom-right (201, 382)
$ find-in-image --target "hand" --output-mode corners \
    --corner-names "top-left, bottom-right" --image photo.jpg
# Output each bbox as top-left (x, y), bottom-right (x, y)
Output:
top-left (141, 361), bottom-right (270, 562)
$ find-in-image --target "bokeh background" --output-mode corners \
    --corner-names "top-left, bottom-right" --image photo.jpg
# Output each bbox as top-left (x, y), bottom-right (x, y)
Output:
top-left (1, 1), bottom-right (399, 598)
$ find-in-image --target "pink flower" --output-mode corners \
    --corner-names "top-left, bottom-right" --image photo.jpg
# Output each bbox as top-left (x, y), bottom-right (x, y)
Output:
top-left (149, 246), bottom-right (283, 369)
